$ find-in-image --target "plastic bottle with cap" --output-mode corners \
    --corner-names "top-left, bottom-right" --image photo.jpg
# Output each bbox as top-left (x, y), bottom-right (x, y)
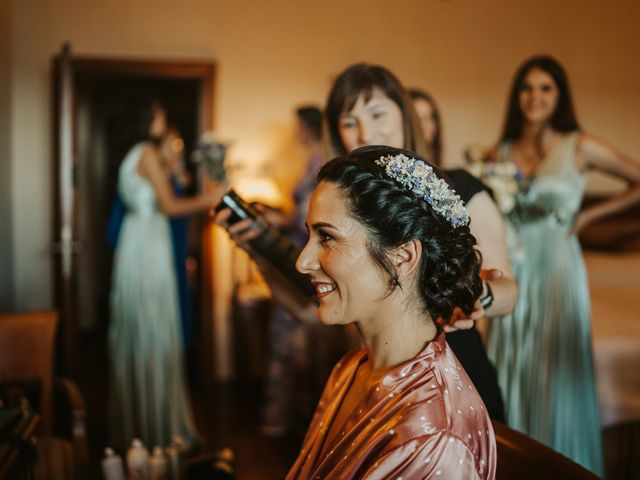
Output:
top-left (127, 438), bottom-right (149, 480)
top-left (165, 435), bottom-right (186, 480)
top-left (148, 446), bottom-right (169, 480)
top-left (101, 447), bottom-right (126, 480)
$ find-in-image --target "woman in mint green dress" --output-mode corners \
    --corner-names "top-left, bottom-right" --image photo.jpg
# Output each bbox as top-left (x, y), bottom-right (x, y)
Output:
top-left (482, 56), bottom-right (640, 474)
top-left (109, 104), bottom-right (220, 449)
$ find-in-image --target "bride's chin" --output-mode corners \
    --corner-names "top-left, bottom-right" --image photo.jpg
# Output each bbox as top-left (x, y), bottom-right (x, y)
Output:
top-left (317, 308), bottom-right (341, 326)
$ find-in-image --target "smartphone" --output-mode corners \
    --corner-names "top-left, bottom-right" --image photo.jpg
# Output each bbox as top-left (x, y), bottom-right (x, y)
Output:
top-left (215, 189), bottom-right (262, 226)
top-left (215, 189), bottom-right (316, 300)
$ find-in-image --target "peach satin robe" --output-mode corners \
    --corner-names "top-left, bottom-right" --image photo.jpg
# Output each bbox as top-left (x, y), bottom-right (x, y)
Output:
top-left (287, 332), bottom-right (496, 479)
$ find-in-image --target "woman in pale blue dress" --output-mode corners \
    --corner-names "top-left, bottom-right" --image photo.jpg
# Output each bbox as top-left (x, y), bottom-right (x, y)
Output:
top-left (109, 104), bottom-right (221, 449)
top-left (484, 56), bottom-right (640, 474)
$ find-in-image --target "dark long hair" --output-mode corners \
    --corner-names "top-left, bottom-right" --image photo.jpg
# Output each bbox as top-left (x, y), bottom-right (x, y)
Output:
top-left (296, 105), bottom-right (323, 142)
top-left (409, 88), bottom-right (443, 166)
top-left (500, 55), bottom-right (580, 142)
top-left (317, 146), bottom-right (482, 322)
top-left (325, 64), bottom-right (429, 160)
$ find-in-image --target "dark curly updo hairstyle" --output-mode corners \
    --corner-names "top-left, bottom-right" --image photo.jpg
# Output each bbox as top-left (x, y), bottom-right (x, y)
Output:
top-left (317, 145), bottom-right (482, 322)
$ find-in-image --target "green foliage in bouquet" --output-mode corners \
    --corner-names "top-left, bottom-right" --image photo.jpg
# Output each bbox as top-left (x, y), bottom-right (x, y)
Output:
top-left (191, 132), bottom-right (228, 182)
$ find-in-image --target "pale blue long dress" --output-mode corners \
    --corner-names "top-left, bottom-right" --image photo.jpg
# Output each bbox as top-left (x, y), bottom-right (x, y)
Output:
top-left (487, 132), bottom-right (603, 474)
top-left (109, 143), bottom-right (198, 449)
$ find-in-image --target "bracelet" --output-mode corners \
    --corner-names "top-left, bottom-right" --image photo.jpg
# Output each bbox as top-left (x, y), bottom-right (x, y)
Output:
top-left (480, 281), bottom-right (494, 309)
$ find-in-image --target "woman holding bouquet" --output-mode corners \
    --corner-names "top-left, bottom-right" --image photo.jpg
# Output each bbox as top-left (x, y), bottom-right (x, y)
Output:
top-left (481, 55), bottom-right (640, 474)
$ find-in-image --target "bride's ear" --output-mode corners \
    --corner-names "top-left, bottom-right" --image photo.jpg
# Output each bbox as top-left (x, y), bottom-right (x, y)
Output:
top-left (389, 239), bottom-right (422, 284)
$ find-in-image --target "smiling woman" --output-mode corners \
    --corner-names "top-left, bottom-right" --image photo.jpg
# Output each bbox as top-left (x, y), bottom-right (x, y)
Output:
top-left (337, 89), bottom-right (406, 153)
top-left (482, 55), bottom-right (640, 475)
top-left (296, 183), bottom-right (394, 326)
top-left (287, 146), bottom-right (496, 480)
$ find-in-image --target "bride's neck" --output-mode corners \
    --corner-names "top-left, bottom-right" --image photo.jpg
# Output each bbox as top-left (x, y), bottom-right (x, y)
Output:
top-left (356, 294), bottom-right (437, 372)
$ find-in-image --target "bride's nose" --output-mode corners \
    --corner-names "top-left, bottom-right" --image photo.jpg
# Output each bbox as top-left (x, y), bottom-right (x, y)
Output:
top-left (296, 240), bottom-right (320, 274)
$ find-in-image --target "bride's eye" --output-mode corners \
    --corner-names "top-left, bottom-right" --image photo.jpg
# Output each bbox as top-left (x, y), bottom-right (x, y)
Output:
top-left (318, 229), bottom-right (334, 244)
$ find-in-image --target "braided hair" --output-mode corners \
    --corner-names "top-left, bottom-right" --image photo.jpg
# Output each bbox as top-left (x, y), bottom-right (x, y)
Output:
top-left (317, 145), bottom-right (482, 321)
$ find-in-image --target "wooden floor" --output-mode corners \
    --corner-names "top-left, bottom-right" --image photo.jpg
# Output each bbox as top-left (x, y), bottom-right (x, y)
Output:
top-left (87, 379), bottom-right (302, 479)
top-left (191, 380), bottom-right (302, 480)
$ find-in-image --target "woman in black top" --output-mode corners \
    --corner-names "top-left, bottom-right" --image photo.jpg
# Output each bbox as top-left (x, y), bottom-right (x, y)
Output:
top-left (409, 88), bottom-right (511, 421)
top-left (325, 66), bottom-right (515, 422)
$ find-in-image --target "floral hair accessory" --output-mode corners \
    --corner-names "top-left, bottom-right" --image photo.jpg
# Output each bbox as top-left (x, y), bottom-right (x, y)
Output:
top-left (375, 153), bottom-right (469, 227)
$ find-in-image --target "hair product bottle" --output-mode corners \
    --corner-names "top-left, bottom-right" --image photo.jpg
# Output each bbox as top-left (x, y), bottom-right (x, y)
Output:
top-left (165, 436), bottom-right (186, 480)
top-left (101, 447), bottom-right (126, 480)
top-left (149, 446), bottom-right (169, 480)
top-left (127, 438), bottom-right (149, 479)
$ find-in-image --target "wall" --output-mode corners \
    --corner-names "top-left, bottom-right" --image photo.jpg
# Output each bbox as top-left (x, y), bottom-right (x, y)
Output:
top-left (0, 0), bottom-right (13, 309)
top-left (8, 0), bottom-right (640, 311)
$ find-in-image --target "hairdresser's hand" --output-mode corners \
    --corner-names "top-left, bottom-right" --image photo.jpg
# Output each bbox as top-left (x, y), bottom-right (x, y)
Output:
top-left (212, 208), bottom-right (262, 251)
top-left (252, 203), bottom-right (290, 229)
top-left (480, 268), bottom-right (503, 282)
top-left (442, 268), bottom-right (504, 332)
top-left (443, 302), bottom-right (484, 333)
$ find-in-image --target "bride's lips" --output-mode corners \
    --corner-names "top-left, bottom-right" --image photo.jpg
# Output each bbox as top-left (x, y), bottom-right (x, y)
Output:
top-left (311, 280), bottom-right (337, 299)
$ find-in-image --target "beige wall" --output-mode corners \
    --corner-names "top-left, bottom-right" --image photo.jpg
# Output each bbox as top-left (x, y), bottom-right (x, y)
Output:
top-left (8, 0), bottom-right (640, 309)
top-left (1, 0), bottom-right (13, 309)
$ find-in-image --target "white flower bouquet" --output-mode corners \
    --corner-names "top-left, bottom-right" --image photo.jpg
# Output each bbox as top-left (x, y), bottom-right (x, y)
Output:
top-left (464, 144), bottom-right (522, 215)
top-left (191, 131), bottom-right (228, 182)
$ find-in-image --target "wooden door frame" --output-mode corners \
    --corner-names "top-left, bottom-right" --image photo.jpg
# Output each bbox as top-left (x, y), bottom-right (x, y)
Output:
top-left (51, 52), bottom-right (217, 380)
top-left (70, 56), bottom-right (216, 132)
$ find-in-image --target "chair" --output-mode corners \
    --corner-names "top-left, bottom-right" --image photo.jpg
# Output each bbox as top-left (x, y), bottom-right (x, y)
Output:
top-left (492, 420), bottom-right (600, 480)
top-left (602, 419), bottom-right (640, 480)
top-left (0, 311), bottom-right (89, 479)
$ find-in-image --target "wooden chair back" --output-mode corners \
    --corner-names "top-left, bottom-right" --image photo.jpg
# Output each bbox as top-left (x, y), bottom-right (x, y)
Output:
top-left (492, 420), bottom-right (601, 479)
top-left (0, 311), bottom-right (58, 435)
top-left (603, 419), bottom-right (640, 480)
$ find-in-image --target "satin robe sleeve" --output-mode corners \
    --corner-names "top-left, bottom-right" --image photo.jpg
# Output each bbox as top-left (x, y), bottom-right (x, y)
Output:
top-left (360, 431), bottom-right (488, 480)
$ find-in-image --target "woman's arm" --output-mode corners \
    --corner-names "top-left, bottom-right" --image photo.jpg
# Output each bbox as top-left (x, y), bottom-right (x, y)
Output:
top-left (253, 256), bottom-right (319, 325)
top-left (139, 146), bottom-right (221, 216)
top-left (466, 191), bottom-right (517, 317)
top-left (573, 133), bottom-right (640, 233)
top-left (214, 208), bottom-right (318, 324)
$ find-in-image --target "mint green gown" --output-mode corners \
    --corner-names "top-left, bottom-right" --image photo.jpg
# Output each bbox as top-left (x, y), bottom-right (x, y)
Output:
top-left (486, 132), bottom-right (603, 474)
top-left (109, 143), bottom-right (198, 449)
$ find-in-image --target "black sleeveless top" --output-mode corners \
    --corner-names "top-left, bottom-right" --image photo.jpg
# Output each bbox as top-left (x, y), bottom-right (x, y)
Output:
top-left (444, 169), bottom-right (505, 422)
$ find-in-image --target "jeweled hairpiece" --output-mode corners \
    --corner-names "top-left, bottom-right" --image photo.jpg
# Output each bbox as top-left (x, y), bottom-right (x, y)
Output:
top-left (375, 153), bottom-right (469, 227)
